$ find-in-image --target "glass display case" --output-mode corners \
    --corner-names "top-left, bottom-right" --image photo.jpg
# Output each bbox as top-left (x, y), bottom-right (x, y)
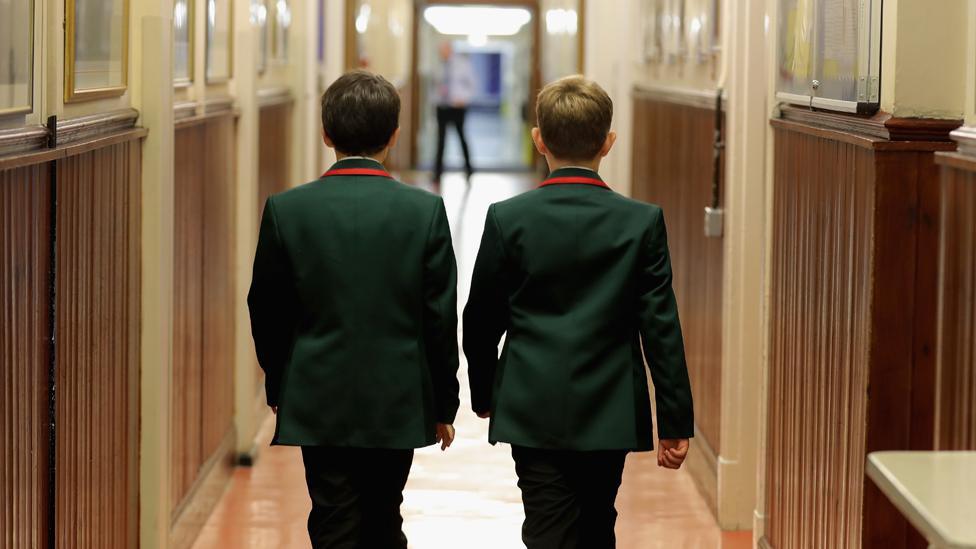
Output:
top-left (776, 0), bottom-right (882, 113)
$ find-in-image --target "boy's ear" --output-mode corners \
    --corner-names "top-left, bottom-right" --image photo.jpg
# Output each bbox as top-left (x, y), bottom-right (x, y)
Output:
top-left (321, 127), bottom-right (335, 149)
top-left (599, 131), bottom-right (617, 158)
top-left (531, 127), bottom-right (548, 155)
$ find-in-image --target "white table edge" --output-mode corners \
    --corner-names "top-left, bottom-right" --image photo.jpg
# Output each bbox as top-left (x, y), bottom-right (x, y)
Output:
top-left (866, 452), bottom-right (976, 549)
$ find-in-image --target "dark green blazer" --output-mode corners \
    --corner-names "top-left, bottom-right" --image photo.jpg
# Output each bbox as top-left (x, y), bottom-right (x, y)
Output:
top-left (463, 167), bottom-right (694, 452)
top-left (247, 158), bottom-right (460, 449)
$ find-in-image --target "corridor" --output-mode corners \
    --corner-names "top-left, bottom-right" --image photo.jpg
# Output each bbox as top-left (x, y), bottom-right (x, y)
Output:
top-left (4, 0), bottom-right (976, 547)
top-left (190, 174), bottom-right (752, 549)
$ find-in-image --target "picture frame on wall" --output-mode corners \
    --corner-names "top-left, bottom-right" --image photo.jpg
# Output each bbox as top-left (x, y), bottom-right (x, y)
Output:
top-left (65, 0), bottom-right (128, 102)
top-left (173, 0), bottom-right (193, 86)
top-left (251, 0), bottom-right (270, 74)
top-left (0, 0), bottom-right (34, 114)
top-left (272, 0), bottom-right (292, 63)
top-left (641, 0), bottom-right (663, 63)
top-left (691, 0), bottom-right (719, 64)
top-left (206, 0), bottom-right (233, 83)
top-left (662, 0), bottom-right (686, 64)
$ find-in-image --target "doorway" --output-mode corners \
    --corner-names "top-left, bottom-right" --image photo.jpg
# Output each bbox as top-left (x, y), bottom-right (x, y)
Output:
top-left (412, 3), bottom-right (540, 173)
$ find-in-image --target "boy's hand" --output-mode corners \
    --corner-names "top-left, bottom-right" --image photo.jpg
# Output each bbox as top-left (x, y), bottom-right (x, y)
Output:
top-left (657, 439), bottom-right (689, 469)
top-left (436, 423), bottom-right (455, 451)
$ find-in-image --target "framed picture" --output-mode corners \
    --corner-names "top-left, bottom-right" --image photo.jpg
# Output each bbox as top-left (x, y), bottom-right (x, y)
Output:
top-left (65, 0), bottom-right (128, 102)
top-left (206, 0), bottom-right (233, 83)
top-left (272, 0), bottom-right (291, 62)
top-left (251, 0), bottom-right (269, 73)
top-left (690, 0), bottom-right (720, 63)
top-left (661, 0), bottom-right (686, 64)
top-left (0, 0), bottom-right (34, 114)
top-left (173, 0), bottom-right (193, 86)
top-left (641, 0), bottom-right (663, 63)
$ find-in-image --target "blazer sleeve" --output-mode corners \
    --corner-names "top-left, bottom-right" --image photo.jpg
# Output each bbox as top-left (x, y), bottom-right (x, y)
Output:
top-left (247, 196), bottom-right (297, 407)
top-left (422, 199), bottom-right (461, 424)
top-left (638, 208), bottom-right (695, 440)
top-left (462, 204), bottom-right (510, 415)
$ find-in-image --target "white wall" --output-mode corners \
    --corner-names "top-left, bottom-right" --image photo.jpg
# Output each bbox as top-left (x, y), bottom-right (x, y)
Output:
top-left (583, 0), bottom-right (638, 196)
top-left (881, 0), bottom-right (969, 119)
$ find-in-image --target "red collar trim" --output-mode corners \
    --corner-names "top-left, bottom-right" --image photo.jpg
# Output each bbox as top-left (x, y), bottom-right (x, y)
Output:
top-left (322, 168), bottom-right (392, 178)
top-left (539, 176), bottom-right (610, 189)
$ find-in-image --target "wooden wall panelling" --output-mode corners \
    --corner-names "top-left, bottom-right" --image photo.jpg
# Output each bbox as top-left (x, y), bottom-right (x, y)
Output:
top-left (172, 121), bottom-right (206, 512)
top-left (170, 112), bottom-right (238, 548)
top-left (935, 152), bottom-right (976, 450)
top-left (201, 114), bottom-right (236, 460)
top-left (766, 127), bottom-right (874, 549)
top-left (630, 92), bottom-right (724, 459)
top-left (863, 150), bottom-right (932, 549)
top-left (0, 164), bottom-right (52, 549)
top-left (763, 114), bottom-right (953, 549)
top-left (55, 135), bottom-right (141, 549)
top-left (910, 152), bottom-right (942, 452)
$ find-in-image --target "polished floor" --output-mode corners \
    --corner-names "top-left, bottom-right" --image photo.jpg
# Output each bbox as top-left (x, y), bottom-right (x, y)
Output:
top-left (192, 173), bottom-right (752, 548)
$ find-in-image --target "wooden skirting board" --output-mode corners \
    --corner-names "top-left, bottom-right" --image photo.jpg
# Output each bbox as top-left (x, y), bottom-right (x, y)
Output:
top-left (685, 425), bottom-right (719, 518)
top-left (170, 429), bottom-right (238, 549)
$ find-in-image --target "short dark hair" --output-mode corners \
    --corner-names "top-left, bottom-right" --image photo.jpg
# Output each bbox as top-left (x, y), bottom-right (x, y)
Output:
top-left (536, 76), bottom-right (613, 161)
top-left (321, 70), bottom-right (401, 156)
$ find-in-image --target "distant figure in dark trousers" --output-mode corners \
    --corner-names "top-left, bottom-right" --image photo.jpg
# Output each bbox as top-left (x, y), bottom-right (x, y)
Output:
top-left (247, 70), bottom-right (460, 549)
top-left (433, 41), bottom-right (476, 185)
top-left (463, 76), bottom-right (695, 549)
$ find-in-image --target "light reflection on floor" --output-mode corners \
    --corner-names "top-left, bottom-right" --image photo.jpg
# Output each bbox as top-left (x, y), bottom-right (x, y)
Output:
top-left (192, 173), bottom-right (752, 548)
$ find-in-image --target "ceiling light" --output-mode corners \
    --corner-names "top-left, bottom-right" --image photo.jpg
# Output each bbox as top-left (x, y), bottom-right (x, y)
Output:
top-left (423, 6), bottom-right (532, 37)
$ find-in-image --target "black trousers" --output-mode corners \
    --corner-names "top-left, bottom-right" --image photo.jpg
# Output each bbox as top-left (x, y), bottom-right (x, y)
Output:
top-left (301, 446), bottom-right (414, 549)
top-left (512, 446), bottom-right (628, 549)
top-left (434, 105), bottom-right (473, 182)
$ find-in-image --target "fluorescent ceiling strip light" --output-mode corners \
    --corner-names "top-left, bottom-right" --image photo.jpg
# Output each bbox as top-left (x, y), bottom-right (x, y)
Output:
top-left (423, 6), bottom-right (532, 36)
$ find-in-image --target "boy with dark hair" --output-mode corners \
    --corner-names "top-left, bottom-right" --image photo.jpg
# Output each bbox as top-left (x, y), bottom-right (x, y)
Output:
top-left (248, 70), bottom-right (460, 549)
top-left (463, 75), bottom-right (695, 549)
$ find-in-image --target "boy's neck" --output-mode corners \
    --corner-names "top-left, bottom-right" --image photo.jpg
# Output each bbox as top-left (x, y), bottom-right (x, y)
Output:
top-left (335, 151), bottom-right (388, 164)
top-left (546, 157), bottom-right (601, 173)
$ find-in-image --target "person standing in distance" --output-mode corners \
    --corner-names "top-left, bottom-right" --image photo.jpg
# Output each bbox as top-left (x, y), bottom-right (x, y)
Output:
top-left (433, 41), bottom-right (476, 186)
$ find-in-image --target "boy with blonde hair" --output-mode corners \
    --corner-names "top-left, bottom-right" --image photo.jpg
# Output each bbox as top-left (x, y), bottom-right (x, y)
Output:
top-left (463, 75), bottom-right (694, 548)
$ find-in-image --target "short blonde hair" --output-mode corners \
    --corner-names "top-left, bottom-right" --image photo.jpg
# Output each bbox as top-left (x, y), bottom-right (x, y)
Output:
top-left (536, 76), bottom-right (613, 161)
